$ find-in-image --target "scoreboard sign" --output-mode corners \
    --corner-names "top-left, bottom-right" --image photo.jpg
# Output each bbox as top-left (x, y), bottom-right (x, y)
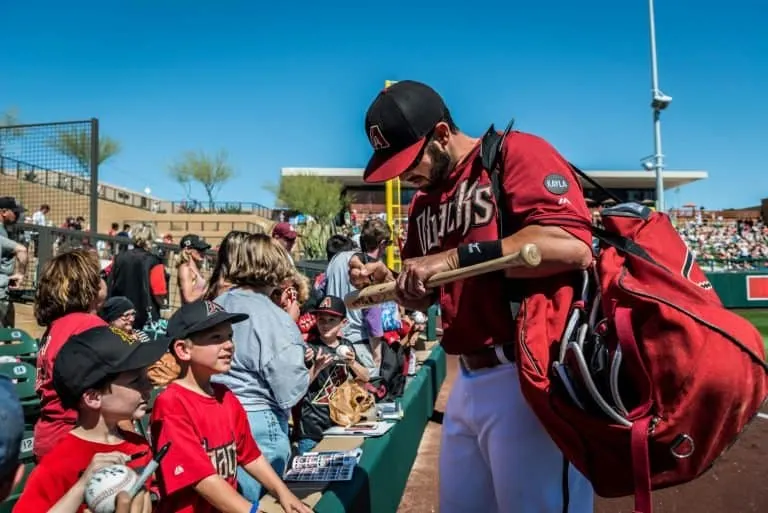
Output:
top-left (746, 275), bottom-right (768, 301)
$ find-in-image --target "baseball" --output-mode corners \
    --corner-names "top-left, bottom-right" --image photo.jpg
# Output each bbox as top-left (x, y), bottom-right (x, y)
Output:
top-left (411, 311), bottom-right (427, 324)
top-left (336, 345), bottom-right (353, 359)
top-left (85, 464), bottom-right (139, 513)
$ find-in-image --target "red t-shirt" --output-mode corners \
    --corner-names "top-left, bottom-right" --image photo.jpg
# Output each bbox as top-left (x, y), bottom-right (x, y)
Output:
top-left (151, 382), bottom-right (262, 513)
top-left (13, 430), bottom-right (152, 513)
top-left (34, 312), bottom-right (108, 460)
top-left (402, 131), bottom-right (592, 354)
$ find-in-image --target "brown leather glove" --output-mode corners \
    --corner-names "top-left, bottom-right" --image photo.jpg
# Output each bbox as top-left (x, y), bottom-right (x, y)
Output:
top-left (147, 352), bottom-right (181, 387)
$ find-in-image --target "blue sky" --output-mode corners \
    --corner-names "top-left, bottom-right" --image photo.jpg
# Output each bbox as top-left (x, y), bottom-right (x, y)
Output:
top-left (2, 1), bottom-right (766, 210)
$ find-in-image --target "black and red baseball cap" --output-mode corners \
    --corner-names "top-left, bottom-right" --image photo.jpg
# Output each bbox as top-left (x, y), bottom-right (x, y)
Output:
top-left (363, 80), bottom-right (449, 184)
top-left (312, 295), bottom-right (346, 318)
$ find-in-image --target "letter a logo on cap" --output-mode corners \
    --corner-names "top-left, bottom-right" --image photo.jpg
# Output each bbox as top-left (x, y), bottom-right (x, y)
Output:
top-left (368, 125), bottom-right (390, 151)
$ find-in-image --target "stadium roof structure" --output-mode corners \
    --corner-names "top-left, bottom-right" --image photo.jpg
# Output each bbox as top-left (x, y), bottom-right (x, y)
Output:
top-left (281, 167), bottom-right (708, 190)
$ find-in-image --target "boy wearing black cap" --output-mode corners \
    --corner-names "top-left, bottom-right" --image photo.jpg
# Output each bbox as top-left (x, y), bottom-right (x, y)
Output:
top-left (150, 300), bottom-right (310, 513)
top-left (296, 296), bottom-right (370, 454)
top-left (14, 326), bottom-right (165, 512)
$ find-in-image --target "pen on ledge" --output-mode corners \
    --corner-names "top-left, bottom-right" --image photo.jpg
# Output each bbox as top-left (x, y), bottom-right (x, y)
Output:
top-left (128, 442), bottom-right (171, 498)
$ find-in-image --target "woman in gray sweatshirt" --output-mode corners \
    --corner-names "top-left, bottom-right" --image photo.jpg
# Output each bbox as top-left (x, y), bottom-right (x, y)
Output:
top-left (211, 233), bottom-right (309, 502)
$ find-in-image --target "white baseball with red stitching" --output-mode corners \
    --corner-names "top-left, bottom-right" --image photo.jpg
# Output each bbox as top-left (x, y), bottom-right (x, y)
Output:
top-left (84, 465), bottom-right (139, 513)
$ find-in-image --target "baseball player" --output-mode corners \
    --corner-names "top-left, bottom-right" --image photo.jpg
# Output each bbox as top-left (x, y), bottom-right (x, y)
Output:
top-left (349, 80), bottom-right (595, 512)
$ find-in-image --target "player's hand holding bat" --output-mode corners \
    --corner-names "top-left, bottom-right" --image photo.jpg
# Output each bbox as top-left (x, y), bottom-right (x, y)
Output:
top-left (345, 243), bottom-right (542, 309)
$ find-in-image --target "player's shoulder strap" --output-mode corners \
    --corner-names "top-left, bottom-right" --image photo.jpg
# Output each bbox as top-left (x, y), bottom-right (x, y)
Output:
top-left (479, 119), bottom-right (628, 246)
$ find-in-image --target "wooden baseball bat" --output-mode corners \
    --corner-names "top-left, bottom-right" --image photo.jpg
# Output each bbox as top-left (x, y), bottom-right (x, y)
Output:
top-left (344, 243), bottom-right (542, 309)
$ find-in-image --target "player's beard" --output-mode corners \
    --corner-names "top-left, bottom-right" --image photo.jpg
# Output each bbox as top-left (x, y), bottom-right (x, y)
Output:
top-left (418, 142), bottom-right (454, 191)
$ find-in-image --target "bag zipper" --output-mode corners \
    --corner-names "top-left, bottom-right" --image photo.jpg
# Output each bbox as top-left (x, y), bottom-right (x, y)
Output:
top-left (617, 268), bottom-right (768, 370)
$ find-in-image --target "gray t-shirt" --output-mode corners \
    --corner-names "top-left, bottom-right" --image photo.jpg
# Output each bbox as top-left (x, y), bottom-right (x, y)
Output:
top-left (211, 288), bottom-right (309, 414)
top-left (324, 250), bottom-right (367, 343)
top-left (0, 226), bottom-right (17, 301)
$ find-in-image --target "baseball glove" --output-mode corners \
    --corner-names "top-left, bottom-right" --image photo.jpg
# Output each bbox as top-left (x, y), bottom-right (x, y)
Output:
top-left (329, 379), bottom-right (375, 427)
top-left (147, 352), bottom-right (181, 387)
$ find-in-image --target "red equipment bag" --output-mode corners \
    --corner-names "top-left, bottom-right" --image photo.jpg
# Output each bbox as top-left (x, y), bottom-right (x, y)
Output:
top-left (481, 124), bottom-right (768, 513)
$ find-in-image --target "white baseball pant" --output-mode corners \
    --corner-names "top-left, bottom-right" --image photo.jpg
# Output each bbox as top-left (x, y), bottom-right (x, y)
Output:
top-left (439, 360), bottom-right (594, 513)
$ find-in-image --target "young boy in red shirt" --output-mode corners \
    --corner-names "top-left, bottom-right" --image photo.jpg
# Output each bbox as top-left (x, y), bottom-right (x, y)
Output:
top-left (14, 326), bottom-right (166, 512)
top-left (151, 300), bottom-right (311, 513)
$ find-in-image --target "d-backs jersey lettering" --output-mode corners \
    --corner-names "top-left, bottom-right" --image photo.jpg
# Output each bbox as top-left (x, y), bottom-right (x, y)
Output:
top-left (150, 382), bottom-right (262, 513)
top-left (401, 131), bottom-right (592, 355)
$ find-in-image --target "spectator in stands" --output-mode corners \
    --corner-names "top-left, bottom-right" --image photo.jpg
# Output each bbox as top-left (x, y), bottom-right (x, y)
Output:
top-left (176, 234), bottom-right (211, 304)
top-left (325, 219), bottom-right (392, 379)
top-left (107, 223), bottom-right (168, 336)
top-left (0, 376), bottom-right (24, 502)
top-left (0, 201), bottom-right (29, 328)
top-left (98, 296), bottom-right (137, 335)
top-left (31, 204), bottom-right (49, 226)
top-left (205, 230), bottom-right (251, 300)
top-left (32, 248), bottom-right (108, 461)
top-left (308, 235), bottom-right (357, 310)
top-left (108, 222), bottom-right (119, 237)
top-left (211, 233), bottom-right (309, 502)
top-left (117, 224), bottom-right (131, 239)
top-left (271, 222), bottom-right (298, 263)
top-left (271, 269), bottom-right (310, 322)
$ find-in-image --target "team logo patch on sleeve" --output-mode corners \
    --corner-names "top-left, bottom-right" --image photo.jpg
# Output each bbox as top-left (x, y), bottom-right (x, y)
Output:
top-left (544, 174), bottom-right (569, 195)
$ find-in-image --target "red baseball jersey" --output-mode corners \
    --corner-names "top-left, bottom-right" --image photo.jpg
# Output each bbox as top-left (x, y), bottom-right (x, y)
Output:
top-left (13, 431), bottom-right (152, 513)
top-left (151, 382), bottom-right (262, 513)
top-left (401, 131), bottom-right (592, 354)
top-left (34, 312), bottom-right (108, 460)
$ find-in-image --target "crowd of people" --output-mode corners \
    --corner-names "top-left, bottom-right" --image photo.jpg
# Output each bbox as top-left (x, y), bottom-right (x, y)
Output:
top-left (675, 217), bottom-right (768, 270)
top-left (0, 205), bottom-right (424, 513)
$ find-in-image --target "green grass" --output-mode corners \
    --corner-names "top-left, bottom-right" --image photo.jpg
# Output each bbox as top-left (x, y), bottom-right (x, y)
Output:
top-left (731, 309), bottom-right (768, 356)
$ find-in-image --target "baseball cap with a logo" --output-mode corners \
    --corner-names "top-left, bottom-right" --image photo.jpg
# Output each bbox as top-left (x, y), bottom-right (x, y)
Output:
top-left (52, 326), bottom-right (170, 409)
top-left (363, 80), bottom-right (450, 184)
top-left (311, 295), bottom-right (347, 318)
top-left (167, 299), bottom-right (249, 341)
top-left (179, 234), bottom-right (211, 251)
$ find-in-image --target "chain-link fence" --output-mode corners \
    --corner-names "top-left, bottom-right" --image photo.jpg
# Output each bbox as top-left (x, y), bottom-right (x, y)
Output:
top-left (8, 223), bottom-right (216, 313)
top-left (0, 119), bottom-right (99, 231)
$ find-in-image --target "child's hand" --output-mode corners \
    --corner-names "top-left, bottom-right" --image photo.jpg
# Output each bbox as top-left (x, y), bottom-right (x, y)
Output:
top-left (342, 347), bottom-right (356, 364)
top-left (115, 490), bottom-right (152, 513)
top-left (313, 349), bottom-right (334, 373)
top-left (277, 489), bottom-right (313, 513)
top-left (304, 346), bottom-right (315, 363)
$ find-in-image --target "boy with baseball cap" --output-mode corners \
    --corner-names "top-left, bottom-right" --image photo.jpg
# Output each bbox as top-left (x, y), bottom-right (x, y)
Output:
top-left (150, 299), bottom-right (311, 513)
top-left (14, 326), bottom-right (165, 512)
top-left (295, 295), bottom-right (370, 454)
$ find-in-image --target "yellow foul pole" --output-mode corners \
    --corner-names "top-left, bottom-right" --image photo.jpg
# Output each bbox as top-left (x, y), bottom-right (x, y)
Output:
top-left (383, 79), bottom-right (401, 271)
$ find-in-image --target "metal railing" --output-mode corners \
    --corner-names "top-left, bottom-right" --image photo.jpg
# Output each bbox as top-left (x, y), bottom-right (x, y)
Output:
top-left (124, 219), bottom-right (266, 238)
top-left (698, 257), bottom-right (768, 272)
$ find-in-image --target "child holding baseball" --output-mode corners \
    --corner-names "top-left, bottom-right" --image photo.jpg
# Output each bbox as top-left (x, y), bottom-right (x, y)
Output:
top-left (295, 295), bottom-right (370, 454)
top-left (150, 299), bottom-right (311, 513)
top-left (13, 326), bottom-right (165, 513)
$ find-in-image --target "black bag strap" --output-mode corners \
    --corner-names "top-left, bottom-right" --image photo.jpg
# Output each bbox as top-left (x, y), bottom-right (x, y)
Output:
top-left (479, 121), bottom-right (658, 267)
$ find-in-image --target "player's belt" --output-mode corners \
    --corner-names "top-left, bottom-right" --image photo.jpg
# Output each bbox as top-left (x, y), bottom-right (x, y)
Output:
top-left (460, 343), bottom-right (516, 371)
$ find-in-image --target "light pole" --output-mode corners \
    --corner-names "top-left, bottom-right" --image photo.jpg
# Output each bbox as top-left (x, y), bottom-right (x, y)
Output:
top-left (648, 0), bottom-right (672, 212)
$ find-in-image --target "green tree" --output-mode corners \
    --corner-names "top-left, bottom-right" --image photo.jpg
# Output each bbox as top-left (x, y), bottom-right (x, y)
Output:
top-left (0, 108), bottom-right (23, 156)
top-left (265, 174), bottom-right (349, 259)
top-left (266, 174), bottom-right (347, 222)
top-left (169, 150), bottom-right (234, 207)
top-left (51, 130), bottom-right (121, 172)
